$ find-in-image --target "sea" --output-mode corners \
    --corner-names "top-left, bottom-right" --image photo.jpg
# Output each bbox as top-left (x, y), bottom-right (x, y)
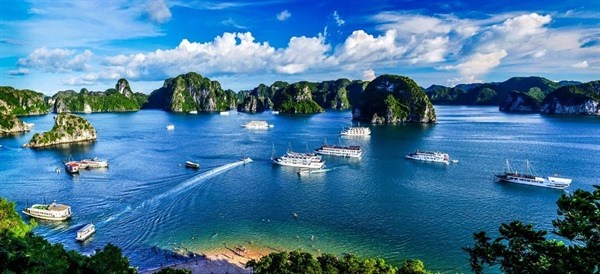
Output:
top-left (0, 106), bottom-right (598, 273)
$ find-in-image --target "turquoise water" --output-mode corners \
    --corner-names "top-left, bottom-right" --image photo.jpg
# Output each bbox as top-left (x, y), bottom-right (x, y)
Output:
top-left (0, 106), bottom-right (598, 272)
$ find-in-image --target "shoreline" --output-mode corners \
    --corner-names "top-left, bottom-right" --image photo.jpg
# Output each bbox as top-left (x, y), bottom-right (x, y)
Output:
top-left (141, 243), bottom-right (283, 274)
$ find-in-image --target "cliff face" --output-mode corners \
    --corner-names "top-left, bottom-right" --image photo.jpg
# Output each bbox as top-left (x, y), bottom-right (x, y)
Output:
top-left (499, 91), bottom-right (541, 113)
top-left (0, 86), bottom-right (49, 116)
top-left (540, 81), bottom-right (600, 115)
top-left (144, 72), bottom-right (236, 112)
top-left (352, 75), bottom-right (436, 124)
top-left (0, 113), bottom-right (31, 135)
top-left (271, 82), bottom-right (324, 114)
top-left (237, 84), bottom-right (274, 113)
top-left (52, 79), bottom-right (145, 113)
top-left (25, 113), bottom-right (96, 148)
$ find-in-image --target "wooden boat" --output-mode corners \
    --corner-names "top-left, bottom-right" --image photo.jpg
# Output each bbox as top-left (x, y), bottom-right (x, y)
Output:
top-left (185, 161), bottom-right (200, 169)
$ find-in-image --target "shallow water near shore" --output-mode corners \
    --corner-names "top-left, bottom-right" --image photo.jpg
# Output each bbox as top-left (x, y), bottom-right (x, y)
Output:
top-left (1, 106), bottom-right (598, 272)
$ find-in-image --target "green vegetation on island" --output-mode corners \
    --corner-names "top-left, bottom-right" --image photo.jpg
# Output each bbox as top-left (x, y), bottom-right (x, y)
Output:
top-left (52, 79), bottom-right (147, 113)
top-left (353, 75), bottom-right (436, 123)
top-left (465, 185), bottom-right (600, 273)
top-left (25, 113), bottom-right (96, 148)
top-left (144, 72), bottom-right (237, 112)
top-left (271, 81), bottom-right (325, 114)
top-left (0, 86), bottom-right (49, 116)
top-left (237, 79), bottom-right (367, 114)
top-left (426, 76), bottom-right (562, 106)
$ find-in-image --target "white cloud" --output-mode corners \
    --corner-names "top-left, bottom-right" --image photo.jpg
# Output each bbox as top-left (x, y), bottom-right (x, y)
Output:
top-left (333, 11), bottom-right (345, 26)
top-left (438, 50), bottom-right (508, 81)
top-left (146, 0), bottom-right (172, 23)
top-left (334, 30), bottom-right (405, 68)
top-left (17, 48), bottom-right (93, 73)
top-left (362, 69), bottom-right (376, 81)
top-left (571, 61), bottom-right (589, 68)
top-left (277, 10), bottom-right (291, 21)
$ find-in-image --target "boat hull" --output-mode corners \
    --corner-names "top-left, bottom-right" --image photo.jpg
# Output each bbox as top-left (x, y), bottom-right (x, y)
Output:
top-left (405, 155), bottom-right (449, 164)
top-left (496, 175), bottom-right (572, 190)
top-left (22, 210), bottom-right (71, 221)
top-left (272, 159), bottom-right (325, 169)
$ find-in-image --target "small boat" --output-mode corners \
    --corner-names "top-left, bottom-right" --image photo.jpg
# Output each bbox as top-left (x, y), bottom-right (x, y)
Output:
top-left (76, 224), bottom-right (95, 241)
top-left (22, 201), bottom-right (72, 221)
top-left (189, 110), bottom-right (198, 114)
top-left (271, 111), bottom-right (280, 115)
top-left (495, 160), bottom-right (572, 190)
top-left (166, 124), bottom-right (175, 131)
top-left (243, 120), bottom-right (273, 129)
top-left (451, 159), bottom-right (459, 164)
top-left (405, 150), bottom-right (451, 164)
top-left (185, 161), bottom-right (200, 169)
top-left (219, 111), bottom-right (230, 116)
top-left (64, 161), bottom-right (80, 173)
top-left (242, 157), bottom-right (253, 164)
top-left (292, 212), bottom-right (298, 218)
top-left (78, 157), bottom-right (109, 169)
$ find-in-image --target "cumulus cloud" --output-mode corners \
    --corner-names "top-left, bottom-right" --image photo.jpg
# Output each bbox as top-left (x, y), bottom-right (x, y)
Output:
top-left (362, 69), bottom-right (376, 81)
top-left (333, 11), bottom-right (345, 26)
top-left (277, 10), bottom-right (291, 21)
top-left (439, 50), bottom-right (508, 82)
top-left (146, 0), bottom-right (172, 23)
top-left (571, 61), bottom-right (589, 68)
top-left (17, 48), bottom-right (93, 73)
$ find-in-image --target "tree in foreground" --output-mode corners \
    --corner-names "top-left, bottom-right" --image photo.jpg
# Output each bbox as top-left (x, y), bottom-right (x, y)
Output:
top-left (246, 250), bottom-right (430, 274)
top-left (464, 185), bottom-right (600, 273)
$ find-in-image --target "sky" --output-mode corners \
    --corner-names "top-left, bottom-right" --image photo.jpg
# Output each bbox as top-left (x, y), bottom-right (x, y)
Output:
top-left (0, 0), bottom-right (599, 95)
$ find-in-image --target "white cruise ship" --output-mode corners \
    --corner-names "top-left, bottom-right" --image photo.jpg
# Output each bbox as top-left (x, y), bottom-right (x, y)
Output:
top-left (78, 157), bottom-right (109, 169)
top-left (243, 120), bottom-right (273, 129)
top-left (340, 126), bottom-right (371, 136)
top-left (315, 144), bottom-right (362, 158)
top-left (22, 201), bottom-right (72, 221)
top-left (405, 150), bottom-right (450, 164)
top-left (495, 160), bottom-right (572, 190)
top-left (272, 151), bottom-right (325, 169)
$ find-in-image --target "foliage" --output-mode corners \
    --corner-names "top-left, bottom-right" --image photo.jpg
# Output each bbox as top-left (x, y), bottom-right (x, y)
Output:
top-left (153, 268), bottom-right (192, 274)
top-left (465, 185), bottom-right (600, 273)
top-left (0, 197), bottom-right (137, 273)
top-left (542, 80), bottom-right (600, 106)
top-left (0, 197), bottom-right (36, 238)
top-left (271, 82), bottom-right (324, 114)
top-left (0, 86), bottom-right (49, 116)
top-left (356, 74), bottom-right (435, 123)
top-left (246, 250), bottom-right (427, 274)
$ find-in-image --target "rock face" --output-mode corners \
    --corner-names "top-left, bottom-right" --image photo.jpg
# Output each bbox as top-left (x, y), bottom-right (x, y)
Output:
top-left (237, 84), bottom-right (274, 113)
top-left (271, 82), bottom-right (324, 114)
top-left (52, 79), bottom-right (146, 113)
top-left (25, 113), bottom-right (96, 148)
top-left (143, 72), bottom-right (236, 112)
top-left (352, 75), bottom-right (436, 124)
top-left (0, 86), bottom-right (49, 116)
top-left (311, 79), bottom-right (366, 110)
top-left (0, 113), bottom-right (31, 135)
top-left (540, 81), bottom-right (600, 115)
top-left (499, 91), bottom-right (541, 113)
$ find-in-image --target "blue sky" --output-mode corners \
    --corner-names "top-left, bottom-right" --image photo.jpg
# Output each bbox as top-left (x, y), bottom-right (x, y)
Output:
top-left (1, 0), bottom-right (599, 95)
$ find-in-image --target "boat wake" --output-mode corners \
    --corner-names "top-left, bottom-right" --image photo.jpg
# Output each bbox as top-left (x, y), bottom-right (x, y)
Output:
top-left (100, 159), bottom-right (251, 226)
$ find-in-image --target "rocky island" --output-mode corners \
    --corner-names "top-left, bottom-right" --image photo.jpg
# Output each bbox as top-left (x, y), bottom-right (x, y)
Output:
top-left (0, 87), bottom-right (48, 134)
top-left (51, 79), bottom-right (147, 113)
top-left (352, 75), bottom-right (436, 123)
top-left (24, 113), bottom-right (96, 148)
top-left (144, 72), bottom-right (237, 112)
top-left (539, 81), bottom-right (600, 115)
top-left (237, 79), bottom-right (367, 114)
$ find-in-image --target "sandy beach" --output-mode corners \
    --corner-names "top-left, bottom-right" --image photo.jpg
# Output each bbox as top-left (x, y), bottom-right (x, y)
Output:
top-left (141, 243), bottom-right (283, 274)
